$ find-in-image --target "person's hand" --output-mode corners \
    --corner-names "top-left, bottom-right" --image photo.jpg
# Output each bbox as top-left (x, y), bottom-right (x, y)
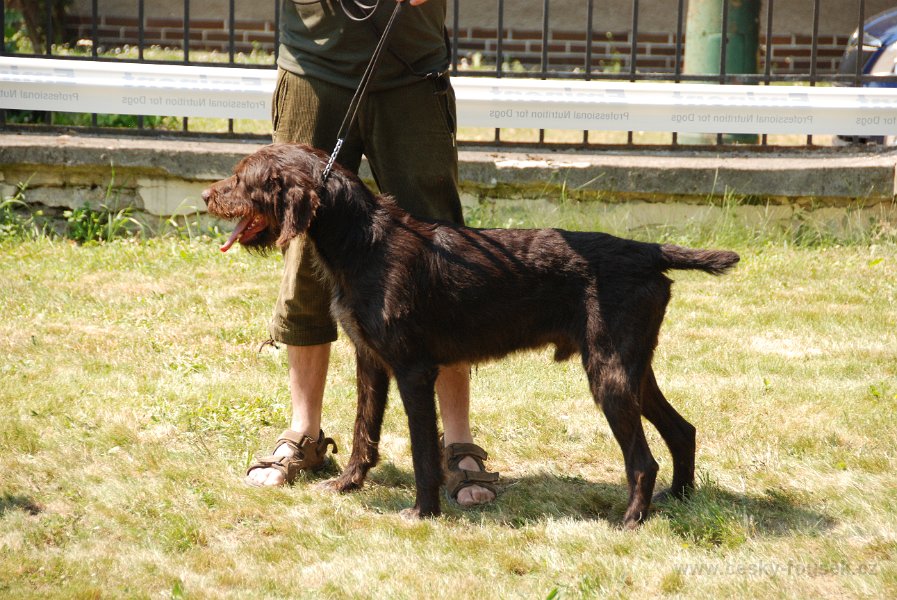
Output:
top-left (398, 0), bottom-right (429, 5)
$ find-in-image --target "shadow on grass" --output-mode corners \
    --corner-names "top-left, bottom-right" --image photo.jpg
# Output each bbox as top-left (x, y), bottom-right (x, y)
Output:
top-left (356, 467), bottom-right (834, 542)
top-left (0, 493), bottom-right (42, 517)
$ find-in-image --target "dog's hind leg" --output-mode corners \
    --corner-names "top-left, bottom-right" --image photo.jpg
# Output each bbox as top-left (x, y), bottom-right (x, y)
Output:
top-left (394, 365), bottom-right (442, 518)
top-left (586, 355), bottom-right (659, 528)
top-left (326, 349), bottom-right (389, 493)
top-left (640, 367), bottom-right (696, 501)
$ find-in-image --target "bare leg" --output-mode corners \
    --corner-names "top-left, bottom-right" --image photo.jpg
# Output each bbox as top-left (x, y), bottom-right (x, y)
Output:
top-left (245, 343), bottom-right (330, 487)
top-left (436, 362), bottom-right (496, 506)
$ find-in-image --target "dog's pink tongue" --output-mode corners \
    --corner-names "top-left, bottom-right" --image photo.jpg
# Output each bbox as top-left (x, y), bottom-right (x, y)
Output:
top-left (219, 215), bottom-right (253, 252)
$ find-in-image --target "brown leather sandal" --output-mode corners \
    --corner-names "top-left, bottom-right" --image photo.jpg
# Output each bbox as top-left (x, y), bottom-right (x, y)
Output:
top-left (245, 429), bottom-right (337, 486)
top-left (442, 441), bottom-right (499, 503)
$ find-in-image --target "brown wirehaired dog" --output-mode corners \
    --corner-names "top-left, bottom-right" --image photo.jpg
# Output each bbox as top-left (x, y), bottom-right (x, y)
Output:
top-left (203, 143), bottom-right (739, 527)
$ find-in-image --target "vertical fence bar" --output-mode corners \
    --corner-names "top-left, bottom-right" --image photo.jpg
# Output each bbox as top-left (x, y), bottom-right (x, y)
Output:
top-left (183, 0), bottom-right (190, 63)
top-left (807, 0), bottom-right (820, 145)
top-left (716, 0), bottom-right (730, 144)
top-left (539, 0), bottom-right (549, 144)
top-left (761, 0), bottom-right (775, 145)
top-left (672, 0), bottom-right (685, 145)
top-left (183, 0), bottom-right (190, 131)
top-left (809, 0), bottom-right (819, 86)
top-left (1, 0), bottom-right (5, 126)
top-left (229, 0), bottom-right (236, 63)
top-left (673, 0), bottom-right (685, 81)
top-left (450, 0), bottom-right (458, 75)
top-left (228, 0), bottom-right (236, 134)
top-left (274, 0), bottom-right (281, 63)
top-left (44, 0), bottom-right (53, 124)
top-left (45, 0), bottom-right (53, 55)
top-left (540, 0), bottom-right (550, 78)
top-left (494, 0), bottom-right (504, 143)
top-left (585, 0), bottom-right (594, 80)
top-left (763, 0), bottom-right (774, 84)
top-left (138, 0), bottom-right (145, 60)
top-left (628, 0), bottom-right (639, 144)
top-left (91, 0), bottom-right (98, 57)
top-left (496, 0), bottom-right (504, 77)
top-left (629, 0), bottom-right (638, 81)
top-left (137, 0), bottom-right (145, 130)
top-left (584, 0), bottom-right (594, 145)
top-left (855, 0), bottom-right (865, 86)
top-left (718, 0), bottom-right (729, 83)
top-left (91, 0), bottom-right (98, 128)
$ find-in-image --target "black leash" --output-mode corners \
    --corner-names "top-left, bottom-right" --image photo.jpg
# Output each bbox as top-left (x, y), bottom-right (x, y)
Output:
top-left (321, 1), bottom-right (404, 183)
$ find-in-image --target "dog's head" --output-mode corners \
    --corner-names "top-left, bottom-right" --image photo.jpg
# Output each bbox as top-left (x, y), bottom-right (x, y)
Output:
top-left (202, 143), bottom-right (329, 253)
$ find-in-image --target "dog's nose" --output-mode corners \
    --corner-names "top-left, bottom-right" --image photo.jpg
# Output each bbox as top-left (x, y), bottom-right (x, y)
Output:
top-left (201, 189), bottom-right (211, 204)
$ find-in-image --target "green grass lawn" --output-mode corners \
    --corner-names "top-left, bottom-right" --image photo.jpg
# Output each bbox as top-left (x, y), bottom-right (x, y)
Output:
top-left (1, 201), bottom-right (896, 598)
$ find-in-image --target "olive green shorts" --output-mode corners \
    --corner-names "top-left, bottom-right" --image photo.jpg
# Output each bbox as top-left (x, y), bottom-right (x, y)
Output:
top-left (269, 69), bottom-right (463, 346)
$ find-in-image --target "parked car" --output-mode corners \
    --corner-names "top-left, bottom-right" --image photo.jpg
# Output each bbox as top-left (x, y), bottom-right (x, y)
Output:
top-left (836, 7), bottom-right (897, 144)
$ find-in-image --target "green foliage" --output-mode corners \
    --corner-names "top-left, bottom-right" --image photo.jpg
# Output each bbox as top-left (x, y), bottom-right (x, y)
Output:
top-left (4, 110), bottom-right (180, 130)
top-left (62, 202), bottom-right (142, 244)
top-left (0, 178), bottom-right (51, 240)
top-left (3, 8), bottom-right (31, 53)
top-left (0, 185), bottom-right (29, 238)
top-left (4, 1), bottom-right (72, 53)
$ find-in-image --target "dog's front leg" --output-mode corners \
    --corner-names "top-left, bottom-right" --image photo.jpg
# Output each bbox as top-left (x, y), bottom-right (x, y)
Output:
top-left (394, 365), bottom-right (442, 518)
top-left (324, 349), bottom-right (389, 493)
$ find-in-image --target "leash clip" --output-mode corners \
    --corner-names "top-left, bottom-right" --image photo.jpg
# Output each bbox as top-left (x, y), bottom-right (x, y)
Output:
top-left (322, 138), bottom-right (344, 183)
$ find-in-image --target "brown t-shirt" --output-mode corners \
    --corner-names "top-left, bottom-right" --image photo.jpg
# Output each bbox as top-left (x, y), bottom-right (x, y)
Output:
top-left (277, 0), bottom-right (450, 91)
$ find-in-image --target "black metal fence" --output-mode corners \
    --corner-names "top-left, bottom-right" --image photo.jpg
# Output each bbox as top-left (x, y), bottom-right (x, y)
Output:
top-left (1, 0), bottom-right (894, 148)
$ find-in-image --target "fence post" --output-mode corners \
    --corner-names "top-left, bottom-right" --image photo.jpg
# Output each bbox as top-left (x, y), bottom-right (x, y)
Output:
top-left (683, 0), bottom-right (761, 143)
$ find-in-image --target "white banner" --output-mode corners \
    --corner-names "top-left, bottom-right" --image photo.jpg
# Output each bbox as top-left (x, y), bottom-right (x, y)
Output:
top-left (2, 56), bottom-right (897, 135)
top-left (0, 57), bottom-right (273, 120)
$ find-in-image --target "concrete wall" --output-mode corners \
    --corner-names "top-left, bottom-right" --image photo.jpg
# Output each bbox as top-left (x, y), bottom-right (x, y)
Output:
top-left (2, 135), bottom-right (895, 225)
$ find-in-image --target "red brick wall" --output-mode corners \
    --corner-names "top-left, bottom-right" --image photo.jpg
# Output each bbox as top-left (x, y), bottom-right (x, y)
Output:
top-left (65, 15), bottom-right (849, 76)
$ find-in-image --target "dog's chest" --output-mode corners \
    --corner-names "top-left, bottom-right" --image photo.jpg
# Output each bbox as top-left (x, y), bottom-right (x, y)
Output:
top-left (328, 293), bottom-right (380, 356)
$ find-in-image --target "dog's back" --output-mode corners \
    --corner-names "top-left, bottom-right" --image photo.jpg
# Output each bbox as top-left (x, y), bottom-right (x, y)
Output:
top-left (371, 221), bottom-right (738, 367)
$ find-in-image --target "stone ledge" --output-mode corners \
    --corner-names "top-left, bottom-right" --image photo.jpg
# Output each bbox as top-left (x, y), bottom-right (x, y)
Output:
top-left (1, 133), bottom-right (895, 217)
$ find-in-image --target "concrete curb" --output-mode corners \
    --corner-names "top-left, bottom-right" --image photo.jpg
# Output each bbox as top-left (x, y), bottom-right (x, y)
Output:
top-left (1, 133), bottom-right (895, 217)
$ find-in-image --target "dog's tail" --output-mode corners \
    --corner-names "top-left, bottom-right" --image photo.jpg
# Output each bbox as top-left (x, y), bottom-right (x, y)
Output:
top-left (659, 244), bottom-right (740, 275)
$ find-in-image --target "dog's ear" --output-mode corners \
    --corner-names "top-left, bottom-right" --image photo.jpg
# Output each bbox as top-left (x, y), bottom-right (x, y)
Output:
top-left (276, 179), bottom-right (320, 249)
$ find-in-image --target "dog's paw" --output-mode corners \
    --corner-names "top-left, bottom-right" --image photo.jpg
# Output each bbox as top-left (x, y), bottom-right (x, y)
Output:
top-left (319, 475), bottom-right (363, 494)
top-left (653, 483), bottom-right (694, 505)
top-left (399, 505), bottom-right (439, 520)
top-left (622, 506), bottom-right (649, 530)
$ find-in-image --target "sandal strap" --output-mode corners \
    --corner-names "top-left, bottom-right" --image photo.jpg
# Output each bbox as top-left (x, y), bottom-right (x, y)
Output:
top-left (245, 454), bottom-right (296, 480)
top-left (442, 440), bottom-right (500, 501)
top-left (444, 441), bottom-right (488, 463)
top-left (276, 429), bottom-right (339, 456)
top-left (454, 469), bottom-right (499, 484)
top-left (251, 455), bottom-right (291, 469)
top-left (445, 468), bottom-right (500, 500)
top-left (246, 429), bottom-right (338, 483)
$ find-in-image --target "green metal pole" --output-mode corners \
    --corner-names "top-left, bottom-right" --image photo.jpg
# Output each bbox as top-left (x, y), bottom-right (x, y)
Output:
top-left (684, 0), bottom-right (761, 143)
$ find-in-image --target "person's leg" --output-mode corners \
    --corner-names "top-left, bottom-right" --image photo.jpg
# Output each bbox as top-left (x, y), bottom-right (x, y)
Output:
top-left (246, 343), bottom-right (331, 486)
top-left (246, 71), bottom-right (364, 487)
top-left (435, 364), bottom-right (496, 505)
top-left (362, 77), bottom-right (495, 505)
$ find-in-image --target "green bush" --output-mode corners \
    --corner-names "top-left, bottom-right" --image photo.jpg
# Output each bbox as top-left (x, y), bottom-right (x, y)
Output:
top-left (63, 202), bottom-right (142, 244)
